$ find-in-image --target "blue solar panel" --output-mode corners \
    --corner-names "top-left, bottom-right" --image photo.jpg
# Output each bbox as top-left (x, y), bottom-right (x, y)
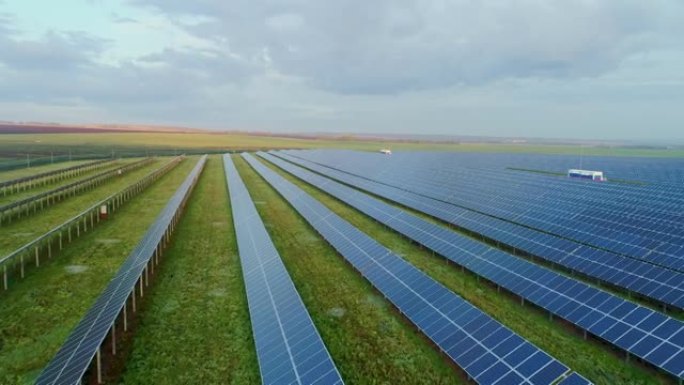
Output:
top-left (243, 153), bottom-right (589, 385)
top-left (261, 151), bottom-right (684, 381)
top-left (36, 156), bottom-right (207, 385)
top-left (278, 149), bottom-right (684, 274)
top-left (223, 155), bottom-right (343, 385)
top-left (274, 151), bottom-right (684, 310)
top-left (558, 372), bottom-right (593, 385)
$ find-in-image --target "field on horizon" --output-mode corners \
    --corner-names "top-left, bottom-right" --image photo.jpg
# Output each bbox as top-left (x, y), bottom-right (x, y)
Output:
top-left (1, 132), bottom-right (683, 158)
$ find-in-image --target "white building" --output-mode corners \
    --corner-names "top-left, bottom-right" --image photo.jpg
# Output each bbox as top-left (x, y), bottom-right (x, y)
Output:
top-left (567, 169), bottom-right (606, 181)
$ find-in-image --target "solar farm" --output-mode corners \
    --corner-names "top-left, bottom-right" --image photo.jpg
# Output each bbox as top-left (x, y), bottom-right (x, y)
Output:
top-left (1, 148), bottom-right (683, 385)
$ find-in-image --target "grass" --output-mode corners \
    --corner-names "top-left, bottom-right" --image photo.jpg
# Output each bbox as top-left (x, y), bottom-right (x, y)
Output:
top-left (0, 158), bottom-right (197, 385)
top-left (0, 159), bottom-right (94, 182)
top-left (234, 155), bottom-right (462, 385)
top-left (0, 159), bottom-right (167, 257)
top-left (119, 155), bottom-right (260, 384)
top-left (1, 132), bottom-right (683, 157)
top-left (255, 156), bottom-right (670, 385)
top-left (0, 158), bottom-right (144, 206)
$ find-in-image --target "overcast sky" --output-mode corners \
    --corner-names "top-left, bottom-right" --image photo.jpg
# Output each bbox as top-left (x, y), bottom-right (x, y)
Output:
top-left (1, 1), bottom-right (683, 141)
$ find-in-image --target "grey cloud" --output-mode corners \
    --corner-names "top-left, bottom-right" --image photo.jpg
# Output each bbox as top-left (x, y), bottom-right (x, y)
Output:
top-left (110, 13), bottom-right (138, 24)
top-left (0, 31), bottom-right (108, 71)
top-left (132, 0), bottom-right (682, 94)
top-left (0, 14), bottom-right (259, 105)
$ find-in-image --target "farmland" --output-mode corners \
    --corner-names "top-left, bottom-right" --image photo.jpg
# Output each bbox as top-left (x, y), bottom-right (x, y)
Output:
top-left (1, 135), bottom-right (683, 385)
top-left (1, 131), bottom-right (684, 159)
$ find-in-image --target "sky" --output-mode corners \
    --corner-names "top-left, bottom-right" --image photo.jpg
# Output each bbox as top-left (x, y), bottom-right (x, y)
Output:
top-left (0, 0), bottom-right (683, 141)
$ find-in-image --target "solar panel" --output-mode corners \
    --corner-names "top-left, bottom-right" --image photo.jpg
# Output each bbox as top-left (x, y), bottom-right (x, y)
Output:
top-left (243, 153), bottom-right (590, 385)
top-left (223, 154), bottom-right (343, 385)
top-left (274, 151), bottom-right (684, 310)
top-left (260, 151), bottom-right (684, 381)
top-left (35, 155), bottom-right (207, 385)
top-left (279, 149), bottom-right (684, 274)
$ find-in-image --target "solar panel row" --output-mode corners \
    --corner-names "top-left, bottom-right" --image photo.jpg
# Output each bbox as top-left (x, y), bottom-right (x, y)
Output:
top-left (223, 154), bottom-right (343, 385)
top-left (293, 150), bottom-right (684, 241)
top-left (0, 157), bottom-right (154, 224)
top-left (243, 153), bottom-right (590, 385)
top-left (0, 158), bottom-right (113, 190)
top-left (273, 152), bottom-right (684, 310)
top-left (436, 163), bottom-right (684, 266)
top-left (0, 155), bottom-right (184, 290)
top-left (35, 155), bottom-right (206, 385)
top-left (283, 150), bottom-right (684, 273)
top-left (415, 151), bottom-right (684, 186)
top-left (261, 152), bottom-right (684, 380)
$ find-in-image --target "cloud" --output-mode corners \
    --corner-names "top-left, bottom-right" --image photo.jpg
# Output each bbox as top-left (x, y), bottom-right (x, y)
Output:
top-left (0, 0), bottom-right (683, 140)
top-left (0, 30), bottom-right (108, 71)
top-left (0, 13), bottom-right (259, 107)
top-left (133, 0), bottom-right (683, 94)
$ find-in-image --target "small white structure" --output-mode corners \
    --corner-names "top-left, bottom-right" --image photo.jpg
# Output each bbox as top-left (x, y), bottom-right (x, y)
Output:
top-left (567, 169), bottom-right (606, 182)
top-left (99, 204), bottom-right (109, 219)
top-left (379, 148), bottom-right (392, 155)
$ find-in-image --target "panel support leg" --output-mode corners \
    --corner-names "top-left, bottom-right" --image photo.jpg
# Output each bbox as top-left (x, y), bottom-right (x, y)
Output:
top-left (96, 347), bottom-right (102, 384)
top-left (123, 304), bottom-right (128, 331)
top-left (111, 326), bottom-right (116, 356)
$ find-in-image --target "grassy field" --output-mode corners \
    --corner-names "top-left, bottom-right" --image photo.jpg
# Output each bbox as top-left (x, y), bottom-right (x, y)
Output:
top-left (0, 158), bottom-right (197, 385)
top-left (0, 159), bottom-right (166, 257)
top-left (1, 132), bottom-right (683, 157)
top-left (235, 155), bottom-right (464, 384)
top-left (120, 155), bottom-right (260, 384)
top-left (255, 156), bottom-right (669, 385)
top-left (0, 159), bottom-right (94, 182)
